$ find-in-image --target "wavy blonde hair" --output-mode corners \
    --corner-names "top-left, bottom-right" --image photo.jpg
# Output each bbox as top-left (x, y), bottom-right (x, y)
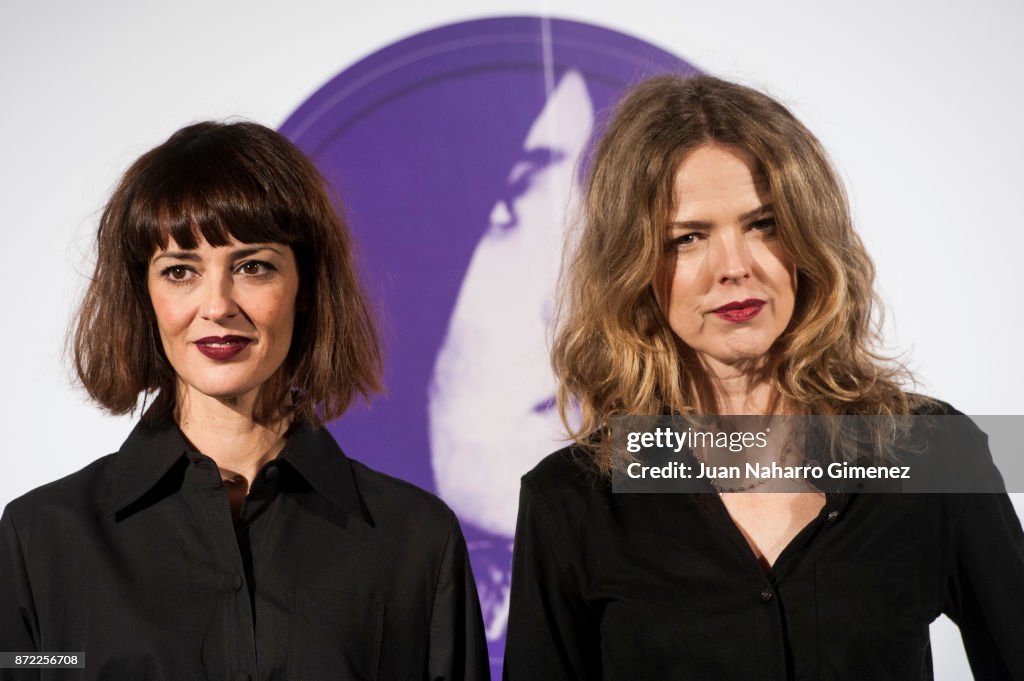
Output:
top-left (552, 75), bottom-right (925, 471)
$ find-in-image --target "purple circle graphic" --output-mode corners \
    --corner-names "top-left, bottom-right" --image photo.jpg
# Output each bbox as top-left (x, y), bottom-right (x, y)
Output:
top-left (280, 17), bottom-right (697, 672)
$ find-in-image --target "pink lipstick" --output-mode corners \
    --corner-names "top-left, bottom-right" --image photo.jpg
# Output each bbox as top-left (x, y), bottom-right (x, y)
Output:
top-left (194, 336), bottom-right (252, 360)
top-left (712, 299), bottom-right (765, 322)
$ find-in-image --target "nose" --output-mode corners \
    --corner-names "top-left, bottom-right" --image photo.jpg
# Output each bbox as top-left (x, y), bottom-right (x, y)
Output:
top-left (488, 199), bottom-right (517, 233)
top-left (199, 274), bottom-right (238, 322)
top-left (712, 230), bottom-right (752, 284)
top-left (490, 200), bottom-right (512, 226)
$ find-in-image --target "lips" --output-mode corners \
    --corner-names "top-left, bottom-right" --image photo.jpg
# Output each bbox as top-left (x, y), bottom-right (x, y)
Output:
top-left (712, 299), bottom-right (765, 322)
top-left (194, 335), bottom-right (253, 360)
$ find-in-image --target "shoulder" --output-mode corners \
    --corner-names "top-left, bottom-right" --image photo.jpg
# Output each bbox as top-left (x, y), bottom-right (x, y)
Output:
top-left (341, 458), bottom-right (470, 569)
top-left (518, 444), bottom-right (610, 531)
top-left (907, 396), bottom-right (983, 442)
top-left (902, 396), bottom-right (1003, 491)
top-left (909, 395), bottom-right (963, 417)
top-left (285, 422), bottom-right (459, 539)
top-left (3, 455), bottom-right (116, 523)
top-left (1, 455), bottom-right (118, 554)
top-left (523, 443), bottom-right (605, 494)
top-left (346, 457), bottom-right (458, 532)
top-left (898, 395), bottom-right (985, 449)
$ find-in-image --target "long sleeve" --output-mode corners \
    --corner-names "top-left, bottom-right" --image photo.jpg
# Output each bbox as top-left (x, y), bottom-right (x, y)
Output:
top-left (0, 507), bottom-right (40, 681)
top-left (944, 493), bottom-right (1024, 681)
top-left (428, 512), bottom-right (490, 681)
top-left (503, 479), bottom-right (599, 681)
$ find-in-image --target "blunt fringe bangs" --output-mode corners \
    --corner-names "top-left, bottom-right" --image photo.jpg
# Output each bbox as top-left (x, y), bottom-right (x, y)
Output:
top-left (552, 75), bottom-right (926, 472)
top-left (72, 120), bottom-right (383, 425)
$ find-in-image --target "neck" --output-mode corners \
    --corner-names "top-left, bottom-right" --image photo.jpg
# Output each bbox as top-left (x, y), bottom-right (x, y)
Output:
top-left (700, 358), bottom-right (782, 416)
top-left (176, 388), bottom-right (289, 484)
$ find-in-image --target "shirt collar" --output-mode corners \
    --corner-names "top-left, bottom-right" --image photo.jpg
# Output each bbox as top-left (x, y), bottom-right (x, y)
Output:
top-left (106, 416), bottom-right (362, 518)
top-left (106, 418), bottom-right (192, 515)
top-left (276, 422), bottom-right (362, 517)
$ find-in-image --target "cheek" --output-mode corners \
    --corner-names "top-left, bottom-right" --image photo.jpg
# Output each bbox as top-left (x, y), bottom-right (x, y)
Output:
top-left (665, 270), bottom-right (707, 340)
top-left (667, 260), bottom-right (708, 314)
top-left (773, 258), bottom-right (798, 301)
top-left (757, 248), bottom-right (798, 319)
top-left (148, 290), bottom-right (189, 339)
top-left (256, 293), bottom-right (298, 341)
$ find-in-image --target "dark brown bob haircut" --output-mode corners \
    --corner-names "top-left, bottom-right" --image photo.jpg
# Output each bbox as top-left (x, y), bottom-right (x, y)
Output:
top-left (72, 121), bottom-right (383, 425)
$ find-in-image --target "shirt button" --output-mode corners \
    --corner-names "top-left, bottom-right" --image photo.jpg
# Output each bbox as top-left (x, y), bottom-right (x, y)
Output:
top-left (264, 465), bottom-right (279, 482)
top-left (826, 510), bottom-right (840, 524)
top-left (233, 673), bottom-right (251, 681)
top-left (230, 574), bottom-right (244, 591)
top-left (760, 588), bottom-right (774, 602)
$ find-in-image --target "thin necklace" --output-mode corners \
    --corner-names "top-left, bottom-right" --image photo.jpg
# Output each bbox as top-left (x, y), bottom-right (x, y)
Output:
top-left (696, 441), bottom-right (793, 494)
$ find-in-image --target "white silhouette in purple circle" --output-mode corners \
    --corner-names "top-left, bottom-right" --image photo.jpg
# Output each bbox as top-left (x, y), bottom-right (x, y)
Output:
top-left (427, 71), bottom-right (594, 638)
top-left (429, 70), bottom-right (594, 539)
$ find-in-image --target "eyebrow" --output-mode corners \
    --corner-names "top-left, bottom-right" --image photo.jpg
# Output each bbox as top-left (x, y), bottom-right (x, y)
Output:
top-left (151, 245), bottom-right (284, 263)
top-left (669, 203), bottom-right (774, 230)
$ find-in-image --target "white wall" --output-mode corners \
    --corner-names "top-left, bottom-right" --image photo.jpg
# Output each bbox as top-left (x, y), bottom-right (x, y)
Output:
top-left (2, 1), bottom-right (1021, 678)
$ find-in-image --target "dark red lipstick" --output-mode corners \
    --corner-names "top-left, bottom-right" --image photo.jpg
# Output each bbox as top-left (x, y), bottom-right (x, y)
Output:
top-left (712, 299), bottom-right (765, 322)
top-left (194, 336), bottom-right (252, 360)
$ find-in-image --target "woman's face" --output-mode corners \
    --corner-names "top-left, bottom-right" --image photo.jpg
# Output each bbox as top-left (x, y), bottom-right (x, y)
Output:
top-left (147, 237), bottom-right (300, 410)
top-left (664, 144), bottom-right (797, 375)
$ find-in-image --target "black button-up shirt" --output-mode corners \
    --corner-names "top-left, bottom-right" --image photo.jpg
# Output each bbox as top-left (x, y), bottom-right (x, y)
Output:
top-left (0, 418), bottom-right (489, 680)
top-left (503, 447), bottom-right (1024, 680)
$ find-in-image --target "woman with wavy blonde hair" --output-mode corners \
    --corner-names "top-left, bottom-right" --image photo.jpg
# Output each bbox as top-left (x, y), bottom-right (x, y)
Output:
top-left (503, 75), bottom-right (1023, 680)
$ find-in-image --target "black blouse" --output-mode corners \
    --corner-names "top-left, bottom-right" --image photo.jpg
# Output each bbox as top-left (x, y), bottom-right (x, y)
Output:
top-left (503, 444), bottom-right (1024, 680)
top-left (0, 418), bottom-right (489, 681)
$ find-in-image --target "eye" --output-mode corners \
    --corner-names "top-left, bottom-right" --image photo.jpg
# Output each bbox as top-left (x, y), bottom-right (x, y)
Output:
top-left (748, 217), bottom-right (778, 234)
top-left (159, 265), bottom-right (196, 284)
top-left (665, 232), bottom-right (703, 253)
top-left (235, 260), bottom-right (276, 277)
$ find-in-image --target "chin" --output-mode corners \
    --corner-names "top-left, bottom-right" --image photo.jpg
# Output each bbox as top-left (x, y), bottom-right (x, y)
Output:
top-left (180, 377), bottom-right (262, 403)
top-left (701, 343), bottom-right (776, 368)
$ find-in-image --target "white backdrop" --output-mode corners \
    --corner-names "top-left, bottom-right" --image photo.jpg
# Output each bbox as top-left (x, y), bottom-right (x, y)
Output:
top-left (2, 1), bottom-right (1022, 678)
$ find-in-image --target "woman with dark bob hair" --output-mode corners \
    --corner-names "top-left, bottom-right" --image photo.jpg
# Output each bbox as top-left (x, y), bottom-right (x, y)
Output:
top-left (503, 76), bottom-right (1024, 679)
top-left (0, 121), bottom-right (488, 680)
